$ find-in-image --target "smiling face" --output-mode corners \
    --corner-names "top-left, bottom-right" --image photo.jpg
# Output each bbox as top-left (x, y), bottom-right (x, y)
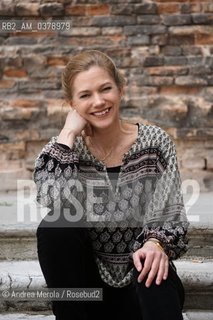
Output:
top-left (70, 66), bottom-right (123, 130)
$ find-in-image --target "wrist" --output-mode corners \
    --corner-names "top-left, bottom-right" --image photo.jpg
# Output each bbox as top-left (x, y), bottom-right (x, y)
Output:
top-left (57, 129), bottom-right (76, 148)
top-left (145, 238), bottom-right (165, 253)
top-left (61, 128), bottom-right (77, 136)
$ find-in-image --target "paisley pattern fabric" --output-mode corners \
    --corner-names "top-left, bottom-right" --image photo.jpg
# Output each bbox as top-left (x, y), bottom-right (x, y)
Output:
top-left (33, 123), bottom-right (189, 288)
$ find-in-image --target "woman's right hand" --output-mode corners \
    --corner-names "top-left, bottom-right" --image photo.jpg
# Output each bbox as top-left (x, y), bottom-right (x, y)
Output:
top-left (57, 109), bottom-right (88, 148)
top-left (63, 109), bottom-right (88, 136)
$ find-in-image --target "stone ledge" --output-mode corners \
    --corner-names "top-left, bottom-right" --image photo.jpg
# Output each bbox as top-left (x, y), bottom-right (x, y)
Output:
top-left (0, 261), bottom-right (44, 291)
top-left (0, 260), bottom-right (212, 311)
top-left (1, 228), bottom-right (213, 261)
top-left (0, 261), bottom-right (50, 312)
top-left (0, 310), bottom-right (213, 320)
top-left (183, 310), bottom-right (213, 320)
top-left (0, 259), bottom-right (213, 291)
top-left (175, 260), bottom-right (213, 290)
top-left (175, 260), bottom-right (213, 310)
top-left (0, 314), bottom-right (53, 320)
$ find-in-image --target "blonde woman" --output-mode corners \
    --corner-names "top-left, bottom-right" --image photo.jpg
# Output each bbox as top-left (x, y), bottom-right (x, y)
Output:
top-left (34, 50), bottom-right (189, 320)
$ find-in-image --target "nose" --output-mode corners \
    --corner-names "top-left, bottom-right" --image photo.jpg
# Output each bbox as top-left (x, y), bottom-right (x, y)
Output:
top-left (92, 93), bottom-right (104, 107)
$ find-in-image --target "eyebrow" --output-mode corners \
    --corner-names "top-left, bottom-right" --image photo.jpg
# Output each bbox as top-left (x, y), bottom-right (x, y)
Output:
top-left (77, 81), bottom-right (113, 95)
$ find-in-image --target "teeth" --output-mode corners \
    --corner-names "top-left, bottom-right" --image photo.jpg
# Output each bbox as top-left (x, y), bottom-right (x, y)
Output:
top-left (93, 108), bottom-right (110, 116)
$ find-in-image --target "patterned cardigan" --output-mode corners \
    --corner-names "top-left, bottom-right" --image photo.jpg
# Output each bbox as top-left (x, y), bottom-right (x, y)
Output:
top-left (33, 123), bottom-right (189, 288)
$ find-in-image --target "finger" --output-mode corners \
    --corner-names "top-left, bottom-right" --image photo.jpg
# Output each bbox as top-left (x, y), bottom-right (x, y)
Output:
top-left (133, 252), bottom-right (144, 272)
top-left (163, 258), bottom-right (169, 280)
top-left (144, 255), bottom-right (161, 287)
top-left (137, 253), bottom-right (154, 283)
top-left (155, 255), bottom-right (167, 285)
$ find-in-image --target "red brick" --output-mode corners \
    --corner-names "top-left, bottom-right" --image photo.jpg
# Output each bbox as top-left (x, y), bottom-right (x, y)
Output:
top-left (156, 0), bottom-right (189, 2)
top-left (195, 33), bottom-right (213, 45)
top-left (0, 80), bottom-right (15, 88)
top-left (191, 3), bottom-right (202, 13)
top-left (146, 66), bottom-right (187, 76)
top-left (189, 0), bottom-right (206, 2)
top-left (65, 5), bottom-right (86, 16)
top-left (11, 99), bottom-right (41, 108)
top-left (168, 35), bottom-right (195, 45)
top-left (62, 35), bottom-right (125, 46)
top-left (47, 57), bottom-right (69, 66)
top-left (46, 99), bottom-right (65, 107)
top-left (159, 86), bottom-right (202, 95)
top-left (157, 3), bottom-right (180, 14)
top-left (4, 69), bottom-right (27, 78)
top-left (86, 4), bottom-right (110, 16)
top-left (0, 141), bottom-right (25, 152)
top-left (15, 31), bottom-right (56, 37)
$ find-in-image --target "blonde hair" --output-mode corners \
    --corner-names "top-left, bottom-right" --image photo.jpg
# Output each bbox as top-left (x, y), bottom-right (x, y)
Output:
top-left (62, 50), bottom-right (126, 100)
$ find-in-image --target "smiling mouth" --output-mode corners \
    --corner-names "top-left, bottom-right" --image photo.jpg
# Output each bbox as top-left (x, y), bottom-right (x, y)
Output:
top-left (91, 107), bottom-right (111, 117)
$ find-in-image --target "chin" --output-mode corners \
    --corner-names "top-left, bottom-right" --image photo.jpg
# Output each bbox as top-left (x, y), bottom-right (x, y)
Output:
top-left (89, 110), bottom-right (119, 129)
top-left (91, 116), bottom-right (118, 130)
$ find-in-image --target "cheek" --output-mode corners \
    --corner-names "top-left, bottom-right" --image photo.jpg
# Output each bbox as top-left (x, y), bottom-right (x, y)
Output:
top-left (111, 89), bottom-right (121, 100)
top-left (73, 102), bottom-right (89, 116)
top-left (112, 93), bottom-right (121, 105)
top-left (72, 99), bottom-right (84, 111)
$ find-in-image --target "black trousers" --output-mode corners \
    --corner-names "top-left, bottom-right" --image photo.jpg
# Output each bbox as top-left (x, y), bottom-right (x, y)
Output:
top-left (37, 218), bottom-right (185, 320)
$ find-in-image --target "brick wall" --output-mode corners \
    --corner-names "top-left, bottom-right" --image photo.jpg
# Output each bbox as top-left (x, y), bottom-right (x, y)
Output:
top-left (0, 0), bottom-right (213, 191)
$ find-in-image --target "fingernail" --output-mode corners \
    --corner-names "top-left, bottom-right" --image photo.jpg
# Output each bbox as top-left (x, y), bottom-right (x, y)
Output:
top-left (138, 278), bottom-right (142, 283)
top-left (137, 265), bottom-right (141, 272)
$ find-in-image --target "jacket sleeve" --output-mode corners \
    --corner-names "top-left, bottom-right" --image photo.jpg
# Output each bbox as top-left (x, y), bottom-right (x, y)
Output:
top-left (134, 131), bottom-right (189, 260)
top-left (33, 137), bottom-right (81, 210)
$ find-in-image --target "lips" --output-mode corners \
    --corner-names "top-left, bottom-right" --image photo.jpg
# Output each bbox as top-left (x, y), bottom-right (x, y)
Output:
top-left (91, 107), bottom-right (111, 117)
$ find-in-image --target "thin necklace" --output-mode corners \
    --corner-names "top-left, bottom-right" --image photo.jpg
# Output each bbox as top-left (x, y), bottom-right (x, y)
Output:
top-left (86, 120), bottom-right (134, 163)
top-left (88, 137), bottom-right (114, 162)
